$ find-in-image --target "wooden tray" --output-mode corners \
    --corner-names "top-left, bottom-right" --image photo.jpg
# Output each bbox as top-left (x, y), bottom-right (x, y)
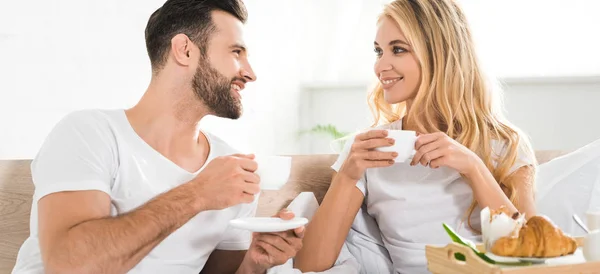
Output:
top-left (426, 237), bottom-right (600, 274)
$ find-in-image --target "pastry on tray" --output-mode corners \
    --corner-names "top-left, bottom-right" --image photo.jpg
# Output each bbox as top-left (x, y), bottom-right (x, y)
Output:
top-left (490, 214), bottom-right (578, 258)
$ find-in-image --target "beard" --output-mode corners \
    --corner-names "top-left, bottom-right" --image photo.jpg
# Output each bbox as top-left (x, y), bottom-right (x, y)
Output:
top-left (192, 57), bottom-right (243, 119)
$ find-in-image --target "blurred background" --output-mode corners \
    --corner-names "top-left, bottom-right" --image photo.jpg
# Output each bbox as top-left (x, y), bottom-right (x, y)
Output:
top-left (1, 0), bottom-right (599, 159)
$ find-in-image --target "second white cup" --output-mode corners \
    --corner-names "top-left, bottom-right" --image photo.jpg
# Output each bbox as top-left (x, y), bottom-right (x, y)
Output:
top-left (583, 229), bottom-right (600, 262)
top-left (587, 210), bottom-right (600, 231)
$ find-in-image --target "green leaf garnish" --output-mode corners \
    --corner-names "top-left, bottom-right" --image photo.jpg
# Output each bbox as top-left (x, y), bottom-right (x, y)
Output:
top-left (442, 223), bottom-right (531, 266)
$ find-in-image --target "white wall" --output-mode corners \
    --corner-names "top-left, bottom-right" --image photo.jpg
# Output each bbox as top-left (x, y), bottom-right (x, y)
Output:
top-left (502, 77), bottom-right (600, 151)
top-left (1, 0), bottom-right (599, 159)
top-left (460, 0), bottom-right (600, 79)
top-left (0, 0), bottom-right (166, 159)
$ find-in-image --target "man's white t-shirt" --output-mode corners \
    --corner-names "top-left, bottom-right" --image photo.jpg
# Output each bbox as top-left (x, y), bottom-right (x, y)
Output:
top-left (12, 109), bottom-right (258, 274)
top-left (331, 119), bottom-right (534, 274)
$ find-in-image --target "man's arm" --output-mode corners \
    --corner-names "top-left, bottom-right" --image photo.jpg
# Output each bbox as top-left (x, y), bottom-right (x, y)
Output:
top-left (38, 154), bottom-right (260, 274)
top-left (39, 181), bottom-right (204, 274)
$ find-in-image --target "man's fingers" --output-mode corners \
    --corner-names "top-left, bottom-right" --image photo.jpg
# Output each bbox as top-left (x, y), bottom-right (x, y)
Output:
top-left (293, 226), bottom-right (305, 238)
top-left (255, 240), bottom-right (281, 264)
top-left (242, 182), bottom-right (260, 195)
top-left (244, 172), bottom-right (260, 184)
top-left (256, 234), bottom-right (291, 254)
top-left (241, 193), bottom-right (256, 203)
top-left (237, 157), bottom-right (258, 172)
top-left (275, 209), bottom-right (295, 220)
top-left (266, 231), bottom-right (295, 247)
top-left (231, 153), bottom-right (255, 159)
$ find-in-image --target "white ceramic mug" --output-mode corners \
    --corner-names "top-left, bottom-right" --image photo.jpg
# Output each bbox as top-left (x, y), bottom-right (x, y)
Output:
top-left (254, 155), bottom-right (292, 190)
top-left (587, 210), bottom-right (600, 231)
top-left (374, 130), bottom-right (417, 163)
top-left (583, 229), bottom-right (600, 262)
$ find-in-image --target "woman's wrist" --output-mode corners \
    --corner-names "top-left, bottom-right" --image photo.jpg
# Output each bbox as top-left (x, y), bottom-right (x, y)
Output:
top-left (462, 156), bottom-right (487, 182)
top-left (335, 170), bottom-right (361, 187)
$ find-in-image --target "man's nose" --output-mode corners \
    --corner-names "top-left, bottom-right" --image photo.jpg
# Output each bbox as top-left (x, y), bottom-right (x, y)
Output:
top-left (241, 63), bottom-right (256, 82)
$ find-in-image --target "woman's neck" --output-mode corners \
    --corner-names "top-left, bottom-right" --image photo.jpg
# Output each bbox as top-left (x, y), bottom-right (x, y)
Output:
top-left (401, 99), bottom-right (419, 131)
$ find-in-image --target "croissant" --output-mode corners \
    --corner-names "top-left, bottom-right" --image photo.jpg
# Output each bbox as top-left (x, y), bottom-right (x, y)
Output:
top-left (490, 215), bottom-right (578, 258)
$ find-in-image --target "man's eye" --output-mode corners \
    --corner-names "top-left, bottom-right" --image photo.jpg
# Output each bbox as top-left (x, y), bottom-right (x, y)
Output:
top-left (233, 50), bottom-right (241, 56)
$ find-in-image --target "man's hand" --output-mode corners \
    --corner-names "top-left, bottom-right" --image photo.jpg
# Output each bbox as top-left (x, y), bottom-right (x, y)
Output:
top-left (192, 154), bottom-right (260, 211)
top-left (239, 209), bottom-right (305, 273)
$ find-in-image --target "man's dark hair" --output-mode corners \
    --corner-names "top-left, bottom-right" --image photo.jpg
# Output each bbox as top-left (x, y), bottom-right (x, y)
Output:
top-left (144, 0), bottom-right (248, 71)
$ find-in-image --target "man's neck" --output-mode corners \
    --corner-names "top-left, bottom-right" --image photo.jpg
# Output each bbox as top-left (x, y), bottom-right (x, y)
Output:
top-left (125, 78), bottom-right (212, 172)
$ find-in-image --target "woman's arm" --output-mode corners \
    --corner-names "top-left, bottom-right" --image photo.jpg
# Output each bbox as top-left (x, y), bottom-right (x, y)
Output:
top-left (293, 172), bottom-right (365, 272)
top-left (465, 163), bottom-right (536, 218)
top-left (294, 129), bottom-right (396, 272)
top-left (411, 132), bottom-right (536, 218)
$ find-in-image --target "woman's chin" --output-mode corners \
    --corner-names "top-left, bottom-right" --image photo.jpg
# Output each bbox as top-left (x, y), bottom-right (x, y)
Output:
top-left (383, 94), bottom-right (407, 105)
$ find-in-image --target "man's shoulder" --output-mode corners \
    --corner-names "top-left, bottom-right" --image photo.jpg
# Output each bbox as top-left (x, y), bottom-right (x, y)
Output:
top-left (57, 109), bottom-right (120, 129)
top-left (44, 109), bottom-right (122, 150)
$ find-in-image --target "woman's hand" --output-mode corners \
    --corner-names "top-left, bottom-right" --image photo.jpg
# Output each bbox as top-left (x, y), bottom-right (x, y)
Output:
top-left (410, 132), bottom-right (482, 176)
top-left (338, 130), bottom-right (397, 181)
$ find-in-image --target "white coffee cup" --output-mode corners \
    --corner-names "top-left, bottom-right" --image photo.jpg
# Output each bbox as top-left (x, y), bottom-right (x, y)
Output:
top-left (374, 130), bottom-right (417, 163)
top-left (583, 229), bottom-right (600, 262)
top-left (254, 155), bottom-right (292, 190)
top-left (587, 210), bottom-right (600, 231)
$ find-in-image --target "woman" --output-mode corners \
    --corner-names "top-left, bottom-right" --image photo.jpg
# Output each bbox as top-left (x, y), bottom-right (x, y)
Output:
top-left (294, 0), bottom-right (537, 273)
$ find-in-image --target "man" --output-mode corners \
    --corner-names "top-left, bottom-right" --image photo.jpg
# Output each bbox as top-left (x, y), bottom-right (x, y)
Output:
top-left (12, 0), bottom-right (303, 273)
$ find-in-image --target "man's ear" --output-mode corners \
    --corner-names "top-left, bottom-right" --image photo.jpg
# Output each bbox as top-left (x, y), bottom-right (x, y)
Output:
top-left (170, 34), bottom-right (194, 66)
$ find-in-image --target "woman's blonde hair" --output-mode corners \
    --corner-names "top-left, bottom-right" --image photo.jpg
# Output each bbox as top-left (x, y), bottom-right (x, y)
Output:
top-left (368, 0), bottom-right (536, 231)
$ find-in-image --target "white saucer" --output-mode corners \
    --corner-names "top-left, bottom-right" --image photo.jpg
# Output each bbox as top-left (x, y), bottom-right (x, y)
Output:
top-left (229, 217), bottom-right (309, 233)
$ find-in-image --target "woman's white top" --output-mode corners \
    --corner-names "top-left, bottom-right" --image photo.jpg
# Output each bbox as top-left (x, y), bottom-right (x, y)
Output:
top-left (331, 119), bottom-right (533, 273)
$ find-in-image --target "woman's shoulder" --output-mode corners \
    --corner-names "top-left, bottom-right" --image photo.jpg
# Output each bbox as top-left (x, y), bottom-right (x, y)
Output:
top-left (489, 135), bottom-right (533, 156)
top-left (489, 135), bottom-right (537, 171)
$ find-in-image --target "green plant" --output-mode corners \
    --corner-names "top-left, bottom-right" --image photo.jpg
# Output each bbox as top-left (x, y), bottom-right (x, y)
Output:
top-left (300, 124), bottom-right (349, 140)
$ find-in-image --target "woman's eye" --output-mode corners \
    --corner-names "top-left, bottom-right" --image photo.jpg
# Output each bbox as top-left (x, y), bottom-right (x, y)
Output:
top-left (374, 48), bottom-right (383, 57)
top-left (393, 46), bottom-right (406, 54)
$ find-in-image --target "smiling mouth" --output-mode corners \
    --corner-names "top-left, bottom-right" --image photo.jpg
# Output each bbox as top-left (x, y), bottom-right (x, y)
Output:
top-left (381, 77), bottom-right (403, 85)
top-left (231, 83), bottom-right (242, 92)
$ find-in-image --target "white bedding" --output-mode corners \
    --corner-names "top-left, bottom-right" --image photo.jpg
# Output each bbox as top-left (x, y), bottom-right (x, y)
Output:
top-left (267, 192), bottom-right (394, 274)
top-left (267, 192), bottom-right (363, 274)
top-left (536, 138), bottom-right (600, 236)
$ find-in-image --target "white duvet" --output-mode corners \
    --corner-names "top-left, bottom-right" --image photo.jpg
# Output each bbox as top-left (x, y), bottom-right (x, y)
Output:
top-left (536, 137), bottom-right (600, 236)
